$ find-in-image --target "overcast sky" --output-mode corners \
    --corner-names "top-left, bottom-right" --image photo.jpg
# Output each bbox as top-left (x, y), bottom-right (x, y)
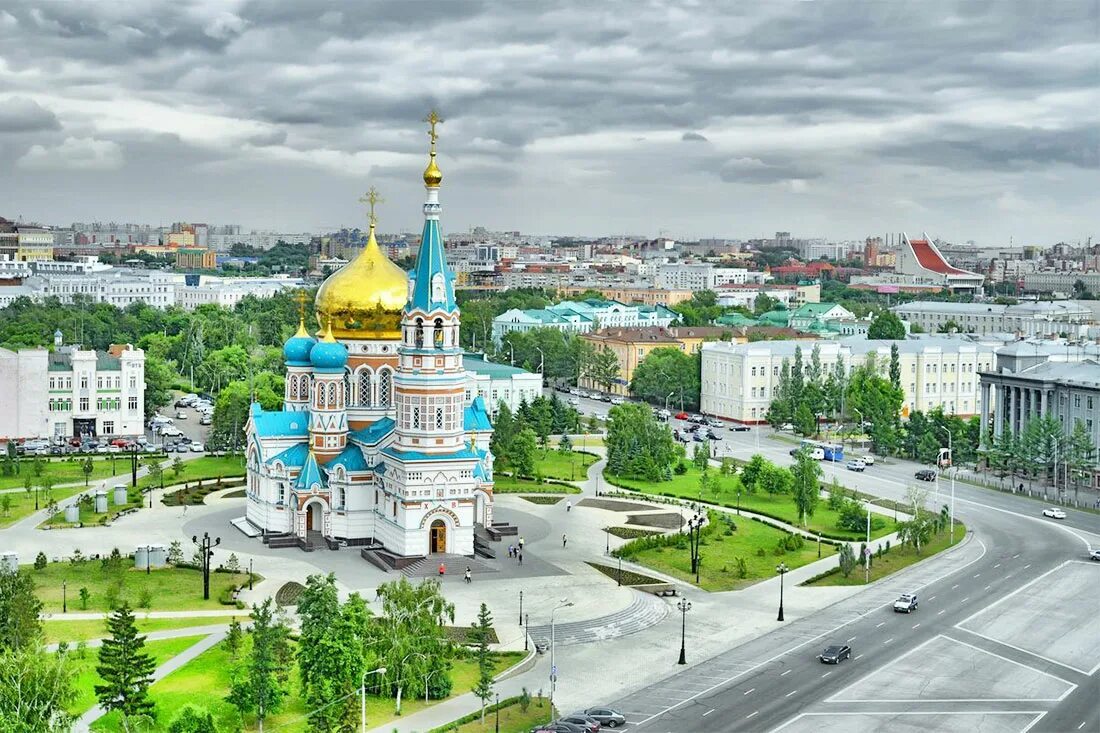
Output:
top-left (1, 1), bottom-right (1097, 245)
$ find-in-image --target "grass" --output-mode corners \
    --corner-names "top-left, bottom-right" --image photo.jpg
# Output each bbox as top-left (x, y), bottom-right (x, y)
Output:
top-left (69, 635), bottom-right (208, 716)
top-left (45, 615), bottom-right (239, 644)
top-left (161, 478), bottom-right (245, 506)
top-left (0, 485), bottom-right (88, 527)
top-left (89, 636), bottom-right (525, 732)
top-left (438, 698), bottom-right (558, 733)
top-left (803, 523), bottom-right (967, 587)
top-left (624, 515), bottom-right (836, 592)
top-left (606, 465), bottom-right (897, 541)
top-left (26, 559), bottom-right (252, 613)
top-left (0, 455), bottom-right (132, 491)
top-left (494, 475), bottom-right (581, 494)
top-left (139, 455), bottom-right (246, 493)
top-left (531, 449), bottom-right (598, 482)
top-left (41, 490), bottom-right (146, 528)
top-left (586, 561), bottom-right (665, 587)
top-left (518, 495), bottom-right (566, 504)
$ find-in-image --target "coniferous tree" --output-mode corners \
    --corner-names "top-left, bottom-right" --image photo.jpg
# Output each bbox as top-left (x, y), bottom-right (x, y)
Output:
top-left (0, 568), bottom-right (43, 653)
top-left (471, 603), bottom-right (495, 722)
top-left (95, 603), bottom-right (156, 724)
top-left (224, 618), bottom-right (243, 659)
top-left (227, 599), bottom-right (289, 731)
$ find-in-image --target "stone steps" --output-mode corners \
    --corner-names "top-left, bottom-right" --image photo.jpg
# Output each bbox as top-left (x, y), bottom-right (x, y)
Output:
top-left (528, 590), bottom-right (670, 647)
top-left (402, 553), bottom-right (498, 578)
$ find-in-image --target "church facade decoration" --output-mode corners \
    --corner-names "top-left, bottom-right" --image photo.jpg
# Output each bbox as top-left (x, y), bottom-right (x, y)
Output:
top-left (244, 113), bottom-right (495, 557)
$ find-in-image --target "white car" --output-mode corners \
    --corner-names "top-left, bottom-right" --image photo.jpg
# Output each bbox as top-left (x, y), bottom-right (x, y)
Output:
top-left (609, 396), bottom-right (625, 405)
top-left (190, 442), bottom-right (205, 452)
top-left (860, 455), bottom-right (875, 466)
top-left (1042, 507), bottom-right (1067, 520)
top-left (1089, 549), bottom-right (1100, 561)
top-left (175, 411), bottom-right (188, 419)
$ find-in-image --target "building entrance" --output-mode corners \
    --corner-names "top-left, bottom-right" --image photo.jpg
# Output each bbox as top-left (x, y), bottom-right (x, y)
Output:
top-left (430, 519), bottom-right (447, 553)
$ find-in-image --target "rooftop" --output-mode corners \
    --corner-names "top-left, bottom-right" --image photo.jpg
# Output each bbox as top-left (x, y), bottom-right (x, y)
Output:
top-left (463, 353), bottom-right (533, 379)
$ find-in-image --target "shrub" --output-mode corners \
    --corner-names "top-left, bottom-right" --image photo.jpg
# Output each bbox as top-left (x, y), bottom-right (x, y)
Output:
top-left (673, 461), bottom-right (688, 475)
top-left (34, 552), bottom-right (47, 570)
top-left (138, 588), bottom-right (153, 609)
top-left (838, 543), bottom-right (856, 578)
top-left (756, 547), bottom-right (766, 557)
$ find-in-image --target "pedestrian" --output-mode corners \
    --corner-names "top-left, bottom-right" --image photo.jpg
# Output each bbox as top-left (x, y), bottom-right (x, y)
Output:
top-left (519, 536), bottom-right (525, 551)
top-left (518, 551), bottom-right (523, 565)
top-left (464, 567), bottom-right (472, 584)
top-left (438, 562), bottom-right (446, 577)
top-left (508, 544), bottom-right (514, 558)
top-left (566, 500), bottom-right (571, 512)
top-left (562, 533), bottom-right (567, 549)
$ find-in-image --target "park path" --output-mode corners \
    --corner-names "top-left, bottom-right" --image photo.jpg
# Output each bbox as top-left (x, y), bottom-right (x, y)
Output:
top-left (73, 629), bottom-right (227, 733)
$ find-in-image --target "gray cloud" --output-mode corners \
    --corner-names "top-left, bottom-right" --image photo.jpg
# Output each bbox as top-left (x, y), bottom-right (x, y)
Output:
top-left (0, 0), bottom-right (1096, 243)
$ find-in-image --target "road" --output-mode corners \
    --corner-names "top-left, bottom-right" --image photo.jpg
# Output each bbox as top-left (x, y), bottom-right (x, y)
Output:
top-left (556, 391), bottom-right (1100, 732)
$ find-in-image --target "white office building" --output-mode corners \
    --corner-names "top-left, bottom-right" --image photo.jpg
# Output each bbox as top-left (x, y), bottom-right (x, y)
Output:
top-left (656, 263), bottom-right (767, 291)
top-left (892, 301), bottom-right (1092, 338)
top-left (701, 335), bottom-right (999, 423)
top-left (175, 276), bottom-right (304, 310)
top-left (463, 354), bottom-right (544, 417)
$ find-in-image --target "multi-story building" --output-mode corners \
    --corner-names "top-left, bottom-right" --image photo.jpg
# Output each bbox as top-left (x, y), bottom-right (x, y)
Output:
top-left (892, 301), bottom-right (1092, 338)
top-left (0, 219), bottom-right (54, 262)
top-left (175, 248), bottom-right (218, 270)
top-left (0, 335), bottom-right (145, 441)
top-left (714, 281), bottom-right (821, 309)
top-left (491, 299), bottom-right (677, 344)
top-left (656, 263), bottom-right (767, 290)
top-left (462, 354), bottom-right (543, 417)
top-left (27, 268), bottom-right (177, 308)
top-left (174, 276), bottom-right (303, 310)
top-left (701, 335), bottom-right (999, 423)
top-left (894, 233), bottom-right (985, 294)
top-left (1023, 271), bottom-right (1100, 296)
top-left (554, 286), bottom-right (694, 307)
top-left (788, 303), bottom-right (856, 331)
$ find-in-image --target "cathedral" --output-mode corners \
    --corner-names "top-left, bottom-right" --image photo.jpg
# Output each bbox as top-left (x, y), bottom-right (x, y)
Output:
top-left (244, 114), bottom-right (495, 558)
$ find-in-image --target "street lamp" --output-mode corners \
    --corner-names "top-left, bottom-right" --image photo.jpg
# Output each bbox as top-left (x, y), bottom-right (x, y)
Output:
top-left (360, 666), bottom-right (387, 733)
top-left (664, 391), bottom-right (675, 412)
top-left (686, 514), bottom-right (704, 584)
top-left (524, 613), bottom-right (529, 651)
top-left (864, 500), bottom-right (873, 584)
top-left (676, 598), bottom-right (692, 665)
top-left (605, 527), bottom-right (610, 555)
top-left (249, 558), bottom-right (254, 590)
top-left (495, 693), bottom-right (500, 733)
top-left (130, 444), bottom-right (139, 489)
top-left (62, 580), bottom-right (67, 613)
top-left (549, 599), bottom-right (573, 710)
top-left (535, 346), bottom-right (545, 381)
top-left (937, 425), bottom-right (956, 544)
top-left (776, 562), bottom-right (789, 621)
top-left (518, 590), bottom-right (523, 626)
top-left (191, 532), bottom-right (221, 600)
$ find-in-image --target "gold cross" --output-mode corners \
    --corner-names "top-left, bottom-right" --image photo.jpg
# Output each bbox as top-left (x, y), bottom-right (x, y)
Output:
top-left (425, 109), bottom-right (443, 147)
top-left (358, 186), bottom-right (383, 228)
top-left (294, 289), bottom-right (308, 321)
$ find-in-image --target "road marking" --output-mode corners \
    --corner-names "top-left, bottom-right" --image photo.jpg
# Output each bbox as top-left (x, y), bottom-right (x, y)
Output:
top-left (1012, 553), bottom-right (1020, 559)
top-left (884, 638), bottom-right (894, 645)
top-left (929, 596), bottom-right (936, 601)
top-left (703, 709), bottom-right (714, 717)
top-left (1077, 723), bottom-right (1086, 730)
top-left (962, 597), bottom-right (970, 603)
top-left (1024, 564), bottom-right (1032, 569)
top-left (747, 711), bottom-right (758, 719)
top-left (938, 610), bottom-right (946, 616)
top-left (951, 584), bottom-right (959, 589)
top-left (912, 623), bottom-right (920, 629)
top-left (994, 563), bottom-right (1001, 568)
top-left (974, 573), bottom-right (981, 577)
top-left (821, 671), bottom-right (832, 678)
top-left (785, 690), bottom-right (798, 697)
top-left (846, 636), bottom-right (857, 642)
top-left (855, 654), bottom-right (864, 660)
top-left (876, 622), bottom-right (886, 628)
top-left (985, 585), bottom-right (992, 590)
top-left (780, 669), bottom-right (791, 676)
top-left (743, 688), bottom-right (754, 695)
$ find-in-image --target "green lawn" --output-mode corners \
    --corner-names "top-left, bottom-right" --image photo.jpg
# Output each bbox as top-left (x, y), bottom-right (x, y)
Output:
top-left (139, 455), bottom-right (246, 492)
top-left (606, 466), bottom-right (897, 541)
top-left (624, 515), bottom-right (836, 592)
top-left (90, 635), bottom-right (525, 732)
top-left (0, 485), bottom-right (87, 528)
top-left (26, 559), bottom-right (252, 613)
top-left (45, 615), bottom-right (240, 644)
top-left (803, 523), bottom-right (967, 587)
top-left (441, 699), bottom-right (558, 733)
top-left (532, 449), bottom-right (597, 482)
top-left (69, 635), bottom-right (208, 716)
top-left (0, 456), bottom-right (132, 491)
top-left (494, 474), bottom-right (581, 494)
top-left (41, 489), bottom-right (146, 528)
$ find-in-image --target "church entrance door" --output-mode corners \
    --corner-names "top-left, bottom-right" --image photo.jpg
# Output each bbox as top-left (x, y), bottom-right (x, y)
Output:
top-left (306, 502), bottom-right (322, 532)
top-left (430, 520), bottom-right (447, 554)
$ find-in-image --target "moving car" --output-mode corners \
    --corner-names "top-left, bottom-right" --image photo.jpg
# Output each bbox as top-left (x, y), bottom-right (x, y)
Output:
top-left (819, 644), bottom-right (852, 664)
top-left (583, 708), bottom-right (626, 728)
top-left (568, 397), bottom-right (580, 407)
top-left (674, 412), bottom-right (689, 420)
top-left (692, 433), bottom-right (705, 442)
top-left (1042, 507), bottom-right (1067, 520)
top-left (688, 415), bottom-right (707, 424)
top-left (860, 455), bottom-right (875, 466)
top-left (175, 411), bottom-right (188, 419)
top-left (656, 409), bottom-right (671, 421)
top-left (609, 396), bottom-right (625, 405)
top-left (199, 416), bottom-right (212, 425)
top-left (1089, 549), bottom-right (1100, 561)
top-left (732, 425), bottom-right (751, 432)
top-left (706, 430), bottom-right (723, 441)
top-left (893, 593), bottom-right (918, 613)
top-left (706, 418), bottom-right (723, 428)
top-left (915, 468), bottom-right (937, 481)
top-left (845, 459), bottom-right (866, 472)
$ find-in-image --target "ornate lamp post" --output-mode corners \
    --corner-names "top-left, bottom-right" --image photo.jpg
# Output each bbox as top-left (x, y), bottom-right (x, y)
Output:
top-left (776, 562), bottom-right (789, 621)
top-left (686, 514), bottom-right (704, 584)
top-left (191, 532), bottom-right (221, 600)
top-left (676, 598), bottom-right (692, 665)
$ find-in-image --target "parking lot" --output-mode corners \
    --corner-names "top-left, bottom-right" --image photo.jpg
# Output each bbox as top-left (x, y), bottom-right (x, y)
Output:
top-left (147, 392), bottom-right (214, 454)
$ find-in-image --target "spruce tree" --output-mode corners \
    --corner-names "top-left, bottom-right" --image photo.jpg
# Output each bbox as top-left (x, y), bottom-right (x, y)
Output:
top-left (471, 603), bottom-right (495, 722)
top-left (224, 617), bottom-right (243, 659)
top-left (95, 603), bottom-right (156, 723)
top-left (227, 598), bottom-right (287, 730)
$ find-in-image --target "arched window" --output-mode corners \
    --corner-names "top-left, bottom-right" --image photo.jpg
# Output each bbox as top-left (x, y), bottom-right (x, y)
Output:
top-left (358, 369), bottom-right (373, 406)
top-left (434, 318), bottom-right (444, 348)
top-left (431, 273), bottom-right (445, 302)
top-left (414, 318), bottom-right (424, 349)
top-left (343, 370), bottom-right (351, 406)
top-left (327, 382), bottom-right (338, 408)
top-left (378, 369), bottom-right (392, 407)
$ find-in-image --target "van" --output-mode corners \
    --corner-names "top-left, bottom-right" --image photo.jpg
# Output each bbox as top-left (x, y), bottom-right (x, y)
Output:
top-left (810, 447), bottom-right (825, 460)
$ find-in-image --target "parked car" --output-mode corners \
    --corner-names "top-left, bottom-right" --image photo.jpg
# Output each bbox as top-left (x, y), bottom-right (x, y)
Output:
top-left (583, 708), bottom-right (626, 728)
top-left (1090, 549), bottom-right (1100, 561)
top-left (1042, 507), bottom-right (1067, 520)
top-left (706, 418), bottom-right (723, 428)
top-left (656, 409), bottom-right (671, 421)
top-left (178, 435), bottom-right (193, 444)
top-left (174, 411), bottom-right (188, 419)
top-left (674, 411), bottom-right (689, 420)
top-left (732, 425), bottom-right (751, 432)
top-left (688, 415), bottom-right (707, 424)
top-left (190, 442), bottom-right (205, 453)
top-left (692, 433), bottom-right (705, 442)
top-left (706, 430), bottom-right (722, 441)
top-left (779, 423), bottom-right (794, 431)
top-left (199, 416), bottom-right (212, 425)
top-left (558, 714), bottom-right (601, 732)
top-left (135, 435), bottom-right (148, 445)
top-left (107, 445), bottom-right (121, 454)
top-left (893, 593), bottom-right (918, 613)
top-left (845, 459), bottom-right (866, 472)
top-left (609, 396), bottom-right (625, 405)
top-left (533, 722), bottom-right (586, 733)
top-left (915, 468), bottom-right (937, 481)
top-left (819, 644), bottom-right (852, 664)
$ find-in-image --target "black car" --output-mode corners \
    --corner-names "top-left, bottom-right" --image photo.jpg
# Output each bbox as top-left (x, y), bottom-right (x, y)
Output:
top-left (692, 433), bottom-right (705, 442)
top-left (706, 430), bottom-right (723, 441)
top-left (915, 468), bottom-right (937, 481)
top-left (819, 644), bottom-right (852, 664)
top-left (584, 708), bottom-right (626, 728)
top-left (732, 425), bottom-right (751, 432)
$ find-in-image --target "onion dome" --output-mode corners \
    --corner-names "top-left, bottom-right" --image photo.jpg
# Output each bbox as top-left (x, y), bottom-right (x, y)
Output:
top-left (309, 322), bottom-right (348, 373)
top-left (282, 318), bottom-right (317, 366)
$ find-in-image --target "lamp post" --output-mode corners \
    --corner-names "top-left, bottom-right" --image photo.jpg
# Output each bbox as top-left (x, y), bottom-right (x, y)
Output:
top-left (249, 558), bottom-right (254, 590)
top-left (524, 613), bottom-right (529, 651)
top-left (676, 598), bottom-right (692, 665)
top-left (865, 501), bottom-right (872, 584)
top-left (776, 562), bottom-right (789, 621)
top-left (664, 391), bottom-right (675, 412)
top-left (62, 580), bottom-right (67, 613)
top-left (535, 346), bottom-right (545, 383)
top-left (191, 532), bottom-right (221, 600)
top-left (937, 425), bottom-right (956, 544)
top-left (518, 590), bottom-right (523, 626)
top-left (495, 693), bottom-right (500, 733)
top-left (130, 444), bottom-right (139, 489)
top-left (686, 514), bottom-right (704, 584)
top-left (360, 666), bottom-right (387, 733)
top-left (617, 554), bottom-right (622, 586)
top-left (549, 600), bottom-right (573, 710)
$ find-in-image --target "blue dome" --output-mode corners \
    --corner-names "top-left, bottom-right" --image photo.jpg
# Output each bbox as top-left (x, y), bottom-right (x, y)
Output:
top-left (309, 339), bottom-right (348, 372)
top-left (283, 333), bottom-right (316, 365)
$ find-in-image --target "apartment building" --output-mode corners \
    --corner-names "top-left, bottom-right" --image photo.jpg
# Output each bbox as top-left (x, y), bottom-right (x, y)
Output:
top-left (492, 299), bottom-right (677, 344)
top-left (701, 336), bottom-right (998, 423)
top-left (656, 263), bottom-right (767, 290)
top-left (892, 301), bottom-right (1092, 338)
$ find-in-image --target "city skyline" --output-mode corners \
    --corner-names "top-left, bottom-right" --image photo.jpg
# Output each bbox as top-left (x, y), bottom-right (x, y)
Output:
top-left (1, 2), bottom-right (1097, 244)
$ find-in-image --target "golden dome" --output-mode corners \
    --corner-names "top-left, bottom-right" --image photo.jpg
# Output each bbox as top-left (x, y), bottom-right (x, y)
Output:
top-left (423, 152), bottom-right (442, 188)
top-left (314, 224), bottom-right (408, 340)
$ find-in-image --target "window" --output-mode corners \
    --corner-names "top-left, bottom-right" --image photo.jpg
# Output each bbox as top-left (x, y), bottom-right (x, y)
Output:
top-left (413, 406), bottom-right (421, 429)
top-left (130, 376), bottom-right (137, 389)
top-left (1074, 395), bottom-right (1081, 408)
top-left (80, 376), bottom-right (88, 389)
top-left (103, 420), bottom-right (114, 434)
top-left (436, 407), bottom-right (444, 429)
top-left (79, 397), bottom-right (89, 411)
top-left (49, 378), bottom-right (55, 389)
top-left (378, 370), bottom-right (391, 407)
top-left (1089, 397), bottom-right (1094, 410)
top-left (343, 372), bottom-right (351, 406)
top-left (128, 396), bottom-right (138, 410)
top-left (358, 370), bottom-right (372, 406)
top-left (97, 377), bottom-right (103, 389)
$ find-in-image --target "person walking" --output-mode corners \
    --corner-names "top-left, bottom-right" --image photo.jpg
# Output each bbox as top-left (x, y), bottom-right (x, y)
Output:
top-left (518, 536), bottom-right (525, 552)
top-left (517, 551), bottom-right (523, 565)
top-left (464, 567), bottom-right (472, 584)
top-left (562, 533), bottom-right (568, 549)
top-left (566, 500), bottom-right (572, 512)
top-left (438, 562), bottom-right (446, 577)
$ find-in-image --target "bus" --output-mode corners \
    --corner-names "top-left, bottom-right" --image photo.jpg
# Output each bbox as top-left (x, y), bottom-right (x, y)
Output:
top-left (800, 440), bottom-right (844, 462)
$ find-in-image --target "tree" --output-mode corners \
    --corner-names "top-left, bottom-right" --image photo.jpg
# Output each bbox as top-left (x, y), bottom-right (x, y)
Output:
top-left (227, 598), bottom-right (290, 731)
top-left (81, 456), bottom-right (94, 487)
top-left (846, 354), bottom-right (903, 455)
top-left (33, 553), bottom-right (46, 571)
top-left (489, 402), bottom-right (518, 471)
top-left (937, 319), bottom-right (961, 334)
top-left (0, 569), bottom-right (43, 652)
top-left (630, 347), bottom-right (700, 411)
top-left (739, 454), bottom-right (768, 494)
top-left (605, 403), bottom-right (677, 482)
top-left (889, 343), bottom-right (901, 391)
top-left (753, 293), bottom-right (782, 316)
top-left (79, 587), bottom-right (90, 610)
top-left (0, 646), bottom-right (76, 731)
top-left (95, 603), bottom-right (156, 724)
top-left (171, 457), bottom-right (185, 481)
top-left (790, 449), bottom-right (822, 527)
top-left (167, 704), bottom-right (219, 733)
top-left (0, 495), bottom-right (10, 518)
top-left (758, 463), bottom-right (793, 495)
top-left (508, 429), bottom-right (538, 479)
top-left (471, 603), bottom-right (494, 722)
top-left (583, 347), bottom-right (620, 394)
top-left (692, 442), bottom-right (710, 472)
top-left (793, 402), bottom-right (816, 437)
top-left (837, 543), bottom-right (857, 578)
top-left (867, 311), bottom-right (906, 340)
top-left (145, 458), bottom-right (165, 492)
top-left (224, 618), bottom-right (243, 659)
